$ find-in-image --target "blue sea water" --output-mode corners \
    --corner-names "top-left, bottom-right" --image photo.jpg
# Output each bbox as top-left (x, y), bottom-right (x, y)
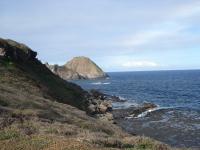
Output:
top-left (72, 70), bottom-right (200, 148)
top-left (73, 70), bottom-right (200, 110)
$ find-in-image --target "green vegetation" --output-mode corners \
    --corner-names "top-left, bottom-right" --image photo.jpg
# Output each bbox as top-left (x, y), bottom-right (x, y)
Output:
top-left (0, 128), bottom-right (21, 140)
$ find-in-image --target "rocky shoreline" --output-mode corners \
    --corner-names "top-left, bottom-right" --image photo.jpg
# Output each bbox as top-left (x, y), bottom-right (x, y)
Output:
top-left (87, 89), bottom-right (158, 125)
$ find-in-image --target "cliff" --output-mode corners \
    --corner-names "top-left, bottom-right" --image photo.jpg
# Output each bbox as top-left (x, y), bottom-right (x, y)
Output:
top-left (65, 56), bottom-right (108, 79)
top-left (45, 63), bottom-right (84, 80)
top-left (46, 56), bottom-right (108, 80)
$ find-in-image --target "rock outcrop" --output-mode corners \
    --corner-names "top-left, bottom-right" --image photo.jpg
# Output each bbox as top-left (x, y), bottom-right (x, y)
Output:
top-left (0, 38), bottom-right (37, 61)
top-left (87, 90), bottom-right (115, 123)
top-left (112, 103), bottom-right (157, 119)
top-left (45, 63), bottom-right (84, 80)
top-left (65, 56), bottom-right (108, 79)
top-left (46, 56), bottom-right (108, 80)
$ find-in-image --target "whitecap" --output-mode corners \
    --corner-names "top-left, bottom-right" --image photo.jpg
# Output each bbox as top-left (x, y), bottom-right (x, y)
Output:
top-left (125, 107), bottom-right (159, 119)
top-left (103, 82), bottom-right (111, 85)
top-left (91, 82), bottom-right (102, 85)
top-left (91, 82), bottom-right (110, 85)
top-left (134, 107), bottom-right (158, 118)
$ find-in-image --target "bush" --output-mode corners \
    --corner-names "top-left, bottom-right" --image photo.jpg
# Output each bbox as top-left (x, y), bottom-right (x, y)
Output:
top-left (0, 128), bottom-right (20, 140)
top-left (0, 99), bottom-right (9, 106)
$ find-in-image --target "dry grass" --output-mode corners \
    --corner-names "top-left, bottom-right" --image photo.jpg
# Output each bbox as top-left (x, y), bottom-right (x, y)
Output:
top-left (0, 103), bottom-right (173, 150)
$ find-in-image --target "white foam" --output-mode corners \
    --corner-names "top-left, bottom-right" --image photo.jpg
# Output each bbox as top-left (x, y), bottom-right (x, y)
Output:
top-left (125, 107), bottom-right (160, 119)
top-left (91, 82), bottom-right (111, 85)
top-left (118, 96), bottom-right (126, 101)
top-left (135, 107), bottom-right (158, 118)
top-left (103, 82), bottom-right (111, 85)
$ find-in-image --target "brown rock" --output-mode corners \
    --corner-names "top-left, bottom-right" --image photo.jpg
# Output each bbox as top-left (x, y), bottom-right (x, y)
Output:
top-left (0, 48), bottom-right (6, 56)
top-left (98, 103), bottom-right (108, 114)
top-left (45, 63), bottom-right (84, 80)
top-left (102, 101), bottom-right (112, 111)
top-left (87, 104), bottom-right (96, 114)
top-left (65, 56), bottom-right (108, 79)
top-left (97, 113), bottom-right (114, 123)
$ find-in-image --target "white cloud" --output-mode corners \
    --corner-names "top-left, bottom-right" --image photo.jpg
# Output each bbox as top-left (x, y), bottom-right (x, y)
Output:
top-left (120, 1), bottom-right (200, 49)
top-left (122, 61), bottom-right (159, 68)
top-left (121, 24), bottom-right (185, 48)
top-left (171, 1), bottom-right (200, 19)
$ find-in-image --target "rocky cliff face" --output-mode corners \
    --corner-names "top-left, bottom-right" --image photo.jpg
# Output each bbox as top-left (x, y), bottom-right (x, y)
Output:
top-left (65, 56), bottom-right (108, 79)
top-left (45, 63), bottom-right (84, 80)
top-left (46, 56), bottom-right (108, 80)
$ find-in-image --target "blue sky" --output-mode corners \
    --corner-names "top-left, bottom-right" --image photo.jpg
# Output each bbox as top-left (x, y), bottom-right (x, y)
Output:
top-left (0, 0), bottom-right (200, 72)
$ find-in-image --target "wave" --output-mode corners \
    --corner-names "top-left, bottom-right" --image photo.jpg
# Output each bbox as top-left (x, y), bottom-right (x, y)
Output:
top-left (125, 107), bottom-right (159, 119)
top-left (91, 82), bottom-right (111, 85)
top-left (135, 107), bottom-right (159, 118)
top-left (126, 106), bottom-right (175, 119)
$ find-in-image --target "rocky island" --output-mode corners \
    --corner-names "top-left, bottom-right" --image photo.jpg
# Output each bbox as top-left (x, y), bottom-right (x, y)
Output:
top-left (46, 56), bottom-right (108, 80)
top-left (0, 38), bottom-right (174, 149)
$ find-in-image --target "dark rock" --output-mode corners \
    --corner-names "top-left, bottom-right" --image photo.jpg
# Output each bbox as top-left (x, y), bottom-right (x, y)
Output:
top-left (108, 95), bottom-right (127, 102)
top-left (142, 102), bottom-right (157, 110)
top-left (112, 102), bottom-right (157, 119)
top-left (89, 89), bottom-right (127, 103)
top-left (90, 89), bottom-right (106, 100)
top-left (0, 38), bottom-right (37, 62)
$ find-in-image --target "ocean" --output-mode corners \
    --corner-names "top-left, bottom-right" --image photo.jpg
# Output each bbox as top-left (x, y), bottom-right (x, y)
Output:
top-left (72, 70), bottom-right (200, 148)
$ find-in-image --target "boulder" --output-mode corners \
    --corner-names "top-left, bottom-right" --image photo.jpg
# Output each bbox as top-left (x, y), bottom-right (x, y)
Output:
top-left (108, 96), bottom-right (127, 102)
top-left (142, 102), bottom-right (157, 110)
top-left (96, 113), bottom-right (114, 123)
top-left (101, 101), bottom-right (112, 111)
top-left (90, 89), bottom-right (106, 100)
top-left (98, 103), bottom-right (108, 114)
top-left (87, 104), bottom-right (96, 115)
top-left (0, 48), bottom-right (6, 56)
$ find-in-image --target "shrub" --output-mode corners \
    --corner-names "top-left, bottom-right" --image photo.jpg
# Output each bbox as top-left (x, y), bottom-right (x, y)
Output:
top-left (0, 99), bottom-right (9, 106)
top-left (0, 128), bottom-right (20, 140)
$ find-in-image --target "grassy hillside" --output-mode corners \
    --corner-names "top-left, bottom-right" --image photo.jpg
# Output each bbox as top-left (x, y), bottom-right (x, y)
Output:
top-left (0, 38), bottom-right (88, 110)
top-left (0, 38), bottom-right (174, 150)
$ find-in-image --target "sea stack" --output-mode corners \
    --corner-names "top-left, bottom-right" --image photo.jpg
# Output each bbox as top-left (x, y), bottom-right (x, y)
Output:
top-left (46, 56), bottom-right (108, 80)
top-left (65, 56), bottom-right (108, 79)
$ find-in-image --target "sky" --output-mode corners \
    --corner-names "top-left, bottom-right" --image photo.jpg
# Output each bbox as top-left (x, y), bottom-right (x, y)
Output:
top-left (0, 0), bottom-right (200, 72)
